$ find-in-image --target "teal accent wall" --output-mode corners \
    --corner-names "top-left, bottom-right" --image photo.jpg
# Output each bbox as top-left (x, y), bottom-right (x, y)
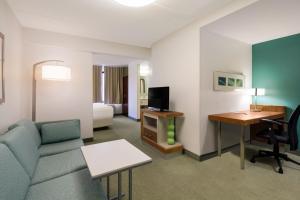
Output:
top-left (253, 33), bottom-right (300, 148)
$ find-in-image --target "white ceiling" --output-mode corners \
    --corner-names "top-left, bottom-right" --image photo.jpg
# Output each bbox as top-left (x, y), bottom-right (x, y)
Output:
top-left (6, 0), bottom-right (236, 47)
top-left (204, 0), bottom-right (300, 44)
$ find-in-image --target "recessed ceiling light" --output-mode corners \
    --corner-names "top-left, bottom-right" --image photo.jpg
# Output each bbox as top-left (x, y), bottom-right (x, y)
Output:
top-left (114, 0), bottom-right (157, 7)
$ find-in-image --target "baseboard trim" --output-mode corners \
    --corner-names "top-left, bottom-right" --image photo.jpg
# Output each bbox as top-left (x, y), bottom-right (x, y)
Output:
top-left (113, 114), bottom-right (124, 117)
top-left (127, 116), bottom-right (141, 122)
top-left (199, 142), bottom-right (248, 161)
top-left (93, 126), bottom-right (110, 131)
top-left (83, 137), bottom-right (94, 143)
top-left (183, 149), bottom-right (201, 161)
top-left (183, 142), bottom-right (248, 161)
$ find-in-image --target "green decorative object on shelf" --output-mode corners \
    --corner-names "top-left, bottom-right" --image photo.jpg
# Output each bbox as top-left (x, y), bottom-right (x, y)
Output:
top-left (167, 138), bottom-right (175, 145)
top-left (167, 118), bottom-right (175, 145)
top-left (167, 131), bottom-right (174, 138)
top-left (168, 124), bottom-right (175, 131)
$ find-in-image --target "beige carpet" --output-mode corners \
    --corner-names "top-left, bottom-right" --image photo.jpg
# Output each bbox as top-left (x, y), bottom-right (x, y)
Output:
top-left (86, 116), bottom-right (300, 200)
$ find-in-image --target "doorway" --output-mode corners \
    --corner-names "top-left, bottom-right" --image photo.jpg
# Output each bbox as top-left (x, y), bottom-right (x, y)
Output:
top-left (122, 75), bottom-right (128, 115)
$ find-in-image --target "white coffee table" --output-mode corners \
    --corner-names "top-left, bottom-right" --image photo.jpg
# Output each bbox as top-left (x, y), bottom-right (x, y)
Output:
top-left (81, 139), bottom-right (152, 200)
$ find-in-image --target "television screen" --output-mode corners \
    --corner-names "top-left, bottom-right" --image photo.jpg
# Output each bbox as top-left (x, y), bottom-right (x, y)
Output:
top-left (148, 87), bottom-right (169, 111)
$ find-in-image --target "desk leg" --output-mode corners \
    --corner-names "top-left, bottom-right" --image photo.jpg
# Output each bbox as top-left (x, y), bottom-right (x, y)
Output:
top-left (129, 169), bottom-right (132, 200)
top-left (240, 126), bottom-right (245, 169)
top-left (217, 121), bottom-right (222, 156)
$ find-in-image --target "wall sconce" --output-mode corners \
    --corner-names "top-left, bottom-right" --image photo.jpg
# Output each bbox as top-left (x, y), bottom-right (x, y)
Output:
top-left (140, 63), bottom-right (151, 76)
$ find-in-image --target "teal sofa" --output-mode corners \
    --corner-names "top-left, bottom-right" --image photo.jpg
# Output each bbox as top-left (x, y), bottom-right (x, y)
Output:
top-left (0, 119), bottom-right (107, 200)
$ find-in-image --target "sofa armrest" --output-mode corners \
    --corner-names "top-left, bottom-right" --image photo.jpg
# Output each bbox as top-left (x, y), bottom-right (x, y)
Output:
top-left (35, 119), bottom-right (81, 144)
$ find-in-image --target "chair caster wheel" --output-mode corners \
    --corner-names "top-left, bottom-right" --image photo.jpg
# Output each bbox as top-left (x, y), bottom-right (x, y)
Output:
top-left (278, 168), bottom-right (283, 174)
top-left (250, 157), bottom-right (256, 163)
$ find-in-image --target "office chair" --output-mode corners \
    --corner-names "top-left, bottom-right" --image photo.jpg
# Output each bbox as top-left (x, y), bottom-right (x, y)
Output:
top-left (250, 105), bottom-right (300, 174)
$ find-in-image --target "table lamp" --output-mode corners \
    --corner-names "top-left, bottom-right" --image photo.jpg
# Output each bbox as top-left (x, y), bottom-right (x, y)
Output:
top-left (32, 60), bottom-right (71, 121)
top-left (251, 88), bottom-right (265, 112)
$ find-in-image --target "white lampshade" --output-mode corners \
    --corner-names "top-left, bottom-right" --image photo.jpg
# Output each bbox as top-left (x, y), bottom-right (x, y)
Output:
top-left (140, 63), bottom-right (151, 76)
top-left (251, 88), bottom-right (265, 96)
top-left (114, 0), bottom-right (156, 7)
top-left (41, 65), bottom-right (71, 81)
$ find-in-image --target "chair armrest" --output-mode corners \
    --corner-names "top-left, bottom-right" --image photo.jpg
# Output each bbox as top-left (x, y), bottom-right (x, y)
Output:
top-left (261, 119), bottom-right (283, 126)
top-left (275, 119), bottom-right (289, 124)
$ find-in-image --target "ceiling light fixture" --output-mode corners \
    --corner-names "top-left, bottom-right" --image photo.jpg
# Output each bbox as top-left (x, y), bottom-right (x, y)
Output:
top-left (114, 0), bottom-right (156, 7)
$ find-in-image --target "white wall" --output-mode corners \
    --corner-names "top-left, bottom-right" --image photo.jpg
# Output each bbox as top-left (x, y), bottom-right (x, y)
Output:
top-left (199, 30), bottom-right (252, 155)
top-left (21, 28), bottom-right (151, 139)
top-left (0, 0), bottom-right (27, 133)
top-left (150, 25), bottom-right (201, 155)
top-left (150, 0), bottom-right (257, 155)
top-left (128, 61), bottom-right (139, 120)
top-left (23, 43), bottom-right (93, 139)
top-left (24, 28), bottom-right (151, 59)
top-left (93, 54), bottom-right (137, 66)
top-left (128, 61), bottom-right (150, 120)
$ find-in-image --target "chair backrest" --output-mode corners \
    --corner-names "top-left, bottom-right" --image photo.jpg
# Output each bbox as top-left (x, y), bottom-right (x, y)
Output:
top-left (288, 105), bottom-right (300, 150)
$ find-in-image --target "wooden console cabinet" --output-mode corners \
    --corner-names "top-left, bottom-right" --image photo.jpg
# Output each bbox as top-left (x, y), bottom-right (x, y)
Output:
top-left (141, 109), bottom-right (184, 154)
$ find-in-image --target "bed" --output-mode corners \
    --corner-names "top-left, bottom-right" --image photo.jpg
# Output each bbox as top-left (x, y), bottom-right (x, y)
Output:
top-left (93, 103), bottom-right (114, 128)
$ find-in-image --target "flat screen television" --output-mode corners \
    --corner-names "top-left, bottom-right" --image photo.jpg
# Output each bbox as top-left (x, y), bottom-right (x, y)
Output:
top-left (148, 87), bottom-right (169, 112)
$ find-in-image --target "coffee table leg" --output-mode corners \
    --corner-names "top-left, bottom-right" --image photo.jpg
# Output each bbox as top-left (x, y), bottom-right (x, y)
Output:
top-left (107, 173), bottom-right (125, 200)
top-left (118, 172), bottom-right (122, 200)
top-left (129, 169), bottom-right (132, 200)
top-left (107, 176), bottom-right (110, 199)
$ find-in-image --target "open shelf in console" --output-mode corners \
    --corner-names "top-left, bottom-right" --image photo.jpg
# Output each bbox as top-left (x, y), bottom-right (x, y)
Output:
top-left (141, 109), bottom-right (184, 154)
top-left (143, 113), bottom-right (158, 133)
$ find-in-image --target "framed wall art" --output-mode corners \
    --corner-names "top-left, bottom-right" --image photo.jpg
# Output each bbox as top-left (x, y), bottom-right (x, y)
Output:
top-left (214, 71), bottom-right (245, 91)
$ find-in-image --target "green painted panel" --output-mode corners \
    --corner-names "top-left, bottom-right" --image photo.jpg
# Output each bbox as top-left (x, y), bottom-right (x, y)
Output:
top-left (253, 33), bottom-right (300, 149)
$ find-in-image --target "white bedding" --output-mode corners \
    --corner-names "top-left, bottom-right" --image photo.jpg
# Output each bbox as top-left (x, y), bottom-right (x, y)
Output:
top-left (93, 103), bottom-right (113, 128)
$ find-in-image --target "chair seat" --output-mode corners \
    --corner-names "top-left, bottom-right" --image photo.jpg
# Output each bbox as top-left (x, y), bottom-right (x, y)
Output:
top-left (32, 149), bottom-right (87, 185)
top-left (26, 169), bottom-right (107, 200)
top-left (39, 139), bottom-right (84, 157)
top-left (256, 130), bottom-right (289, 143)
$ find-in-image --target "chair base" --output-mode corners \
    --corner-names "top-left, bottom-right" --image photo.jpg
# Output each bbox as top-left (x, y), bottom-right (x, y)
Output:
top-left (251, 149), bottom-right (300, 174)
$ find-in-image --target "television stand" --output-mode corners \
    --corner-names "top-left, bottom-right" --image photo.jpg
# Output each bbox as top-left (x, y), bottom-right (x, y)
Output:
top-left (141, 109), bottom-right (184, 154)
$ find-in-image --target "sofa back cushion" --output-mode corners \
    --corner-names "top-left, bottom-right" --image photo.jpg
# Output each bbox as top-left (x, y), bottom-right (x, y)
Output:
top-left (0, 126), bottom-right (39, 178)
top-left (9, 119), bottom-right (41, 147)
top-left (0, 144), bottom-right (30, 200)
top-left (41, 120), bottom-right (81, 144)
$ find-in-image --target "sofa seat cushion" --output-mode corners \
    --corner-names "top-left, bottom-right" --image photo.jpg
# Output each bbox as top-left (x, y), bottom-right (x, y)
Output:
top-left (26, 169), bottom-right (107, 200)
top-left (32, 149), bottom-right (87, 185)
top-left (0, 126), bottom-right (39, 178)
top-left (0, 144), bottom-right (30, 200)
top-left (39, 139), bottom-right (84, 157)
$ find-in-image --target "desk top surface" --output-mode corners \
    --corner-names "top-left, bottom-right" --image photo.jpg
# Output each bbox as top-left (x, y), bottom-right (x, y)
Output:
top-left (208, 110), bottom-right (285, 126)
top-left (81, 139), bottom-right (152, 178)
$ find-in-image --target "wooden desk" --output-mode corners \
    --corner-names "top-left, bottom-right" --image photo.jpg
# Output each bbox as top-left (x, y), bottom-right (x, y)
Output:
top-left (208, 109), bottom-right (285, 169)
